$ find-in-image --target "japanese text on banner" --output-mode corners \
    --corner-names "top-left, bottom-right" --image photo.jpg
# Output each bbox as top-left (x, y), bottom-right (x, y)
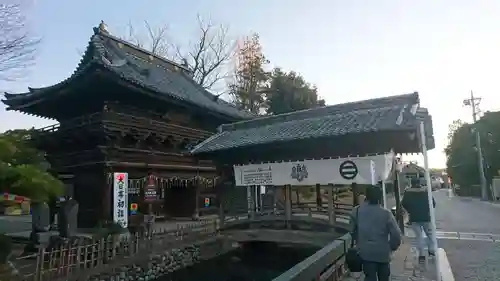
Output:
top-left (113, 172), bottom-right (129, 227)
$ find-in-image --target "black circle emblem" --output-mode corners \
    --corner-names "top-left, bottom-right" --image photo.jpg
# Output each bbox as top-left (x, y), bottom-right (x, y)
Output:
top-left (339, 160), bottom-right (358, 180)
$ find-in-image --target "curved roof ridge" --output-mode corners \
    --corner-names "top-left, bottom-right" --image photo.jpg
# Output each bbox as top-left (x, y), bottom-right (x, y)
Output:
top-left (230, 104), bottom-right (403, 131)
top-left (220, 92), bottom-right (419, 132)
top-left (95, 26), bottom-right (251, 117)
top-left (94, 26), bottom-right (191, 73)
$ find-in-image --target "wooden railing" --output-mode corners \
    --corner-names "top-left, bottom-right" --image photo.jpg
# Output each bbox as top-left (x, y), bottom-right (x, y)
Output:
top-left (220, 202), bottom-right (353, 230)
top-left (103, 147), bottom-right (214, 168)
top-left (46, 146), bottom-right (216, 169)
top-left (35, 111), bottom-right (214, 143)
top-left (291, 202), bottom-right (353, 220)
top-left (37, 113), bottom-right (103, 133)
top-left (105, 112), bottom-right (213, 142)
top-left (5, 220), bottom-right (218, 281)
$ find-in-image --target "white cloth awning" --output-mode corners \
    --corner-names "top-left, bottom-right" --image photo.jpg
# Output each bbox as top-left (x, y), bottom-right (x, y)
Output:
top-left (233, 152), bottom-right (394, 186)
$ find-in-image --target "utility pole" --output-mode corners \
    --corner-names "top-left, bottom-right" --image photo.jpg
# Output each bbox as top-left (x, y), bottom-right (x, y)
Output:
top-left (463, 90), bottom-right (488, 201)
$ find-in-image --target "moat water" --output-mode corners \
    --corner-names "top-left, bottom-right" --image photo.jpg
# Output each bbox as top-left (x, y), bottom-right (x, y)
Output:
top-left (157, 242), bottom-right (319, 281)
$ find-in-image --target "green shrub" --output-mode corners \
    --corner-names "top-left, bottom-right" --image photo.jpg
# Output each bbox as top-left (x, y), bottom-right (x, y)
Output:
top-left (93, 221), bottom-right (126, 239)
top-left (105, 222), bottom-right (126, 235)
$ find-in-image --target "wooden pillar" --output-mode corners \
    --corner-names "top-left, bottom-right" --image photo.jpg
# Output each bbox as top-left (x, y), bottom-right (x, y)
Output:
top-left (315, 184), bottom-right (322, 210)
top-left (327, 184), bottom-right (335, 226)
top-left (272, 186), bottom-right (278, 214)
top-left (393, 168), bottom-right (405, 234)
top-left (193, 182), bottom-right (200, 219)
top-left (217, 182), bottom-right (225, 228)
top-left (285, 185), bottom-right (292, 228)
top-left (215, 163), bottom-right (231, 228)
top-left (352, 183), bottom-right (359, 206)
top-left (259, 186), bottom-right (264, 212)
top-left (254, 185), bottom-right (260, 213)
top-left (218, 201), bottom-right (225, 228)
top-left (104, 168), bottom-right (112, 223)
top-left (247, 186), bottom-right (255, 220)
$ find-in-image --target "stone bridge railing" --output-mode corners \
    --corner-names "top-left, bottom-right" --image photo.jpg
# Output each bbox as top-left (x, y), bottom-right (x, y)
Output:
top-left (272, 233), bottom-right (351, 281)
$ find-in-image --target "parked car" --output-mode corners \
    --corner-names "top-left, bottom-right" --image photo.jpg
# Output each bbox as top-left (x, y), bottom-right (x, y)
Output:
top-left (417, 176), bottom-right (441, 191)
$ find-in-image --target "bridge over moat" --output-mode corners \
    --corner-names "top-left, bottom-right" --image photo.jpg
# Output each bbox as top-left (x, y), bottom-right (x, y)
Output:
top-left (190, 92), bottom-right (434, 281)
top-left (219, 203), bottom-right (352, 244)
top-left (209, 201), bottom-right (355, 280)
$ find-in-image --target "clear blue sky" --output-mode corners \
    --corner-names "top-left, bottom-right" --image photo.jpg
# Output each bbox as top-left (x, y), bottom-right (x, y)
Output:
top-left (2, 0), bottom-right (500, 168)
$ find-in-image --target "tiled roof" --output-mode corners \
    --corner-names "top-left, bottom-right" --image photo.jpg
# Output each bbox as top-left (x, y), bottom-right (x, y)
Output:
top-left (191, 92), bottom-right (433, 154)
top-left (2, 25), bottom-right (252, 120)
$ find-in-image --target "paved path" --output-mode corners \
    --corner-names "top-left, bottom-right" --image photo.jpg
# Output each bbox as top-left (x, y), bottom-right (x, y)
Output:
top-left (432, 189), bottom-right (500, 281)
top-left (434, 189), bottom-right (500, 234)
top-left (344, 239), bottom-right (437, 281)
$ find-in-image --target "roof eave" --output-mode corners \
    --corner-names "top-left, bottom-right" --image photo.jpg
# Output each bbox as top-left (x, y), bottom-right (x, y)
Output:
top-left (192, 128), bottom-right (425, 156)
top-left (191, 104), bottom-right (432, 155)
top-left (1, 61), bottom-right (103, 112)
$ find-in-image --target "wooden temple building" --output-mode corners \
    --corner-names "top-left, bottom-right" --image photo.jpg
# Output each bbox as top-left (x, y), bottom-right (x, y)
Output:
top-left (191, 92), bottom-right (435, 219)
top-left (1, 23), bottom-right (252, 227)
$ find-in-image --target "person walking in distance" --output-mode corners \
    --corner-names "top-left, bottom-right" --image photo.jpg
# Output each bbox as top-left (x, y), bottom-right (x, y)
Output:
top-left (401, 178), bottom-right (436, 262)
top-left (350, 185), bottom-right (402, 281)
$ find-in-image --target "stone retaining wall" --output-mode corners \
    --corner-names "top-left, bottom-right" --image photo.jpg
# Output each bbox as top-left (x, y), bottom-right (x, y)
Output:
top-left (84, 238), bottom-right (235, 281)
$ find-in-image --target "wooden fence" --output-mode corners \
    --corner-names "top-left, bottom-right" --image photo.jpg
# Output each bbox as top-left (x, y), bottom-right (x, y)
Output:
top-left (3, 220), bottom-right (218, 281)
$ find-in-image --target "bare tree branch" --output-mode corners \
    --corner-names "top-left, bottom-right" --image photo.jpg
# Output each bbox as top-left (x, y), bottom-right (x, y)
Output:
top-left (143, 20), bottom-right (169, 57)
top-left (121, 15), bottom-right (235, 92)
top-left (125, 20), bottom-right (144, 49)
top-left (0, 3), bottom-right (40, 81)
top-left (123, 20), bottom-right (170, 57)
top-left (178, 15), bottom-right (236, 91)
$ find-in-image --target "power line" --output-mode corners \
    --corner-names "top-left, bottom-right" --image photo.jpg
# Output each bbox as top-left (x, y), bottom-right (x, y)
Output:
top-left (463, 90), bottom-right (488, 201)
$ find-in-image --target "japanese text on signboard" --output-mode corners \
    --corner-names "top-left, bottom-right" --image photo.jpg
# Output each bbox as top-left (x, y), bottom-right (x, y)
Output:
top-left (240, 166), bottom-right (273, 186)
top-left (113, 173), bottom-right (129, 227)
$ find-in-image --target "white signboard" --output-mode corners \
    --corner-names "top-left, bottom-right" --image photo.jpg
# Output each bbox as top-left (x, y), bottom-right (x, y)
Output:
top-left (239, 166), bottom-right (273, 186)
top-left (233, 153), bottom-right (394, 186)
top-left (113, 172), bottom-right (129, 227)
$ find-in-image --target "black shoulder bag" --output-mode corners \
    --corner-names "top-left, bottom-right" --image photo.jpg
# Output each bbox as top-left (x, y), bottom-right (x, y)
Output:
top-left (346, 206), bottom-right (363, 272)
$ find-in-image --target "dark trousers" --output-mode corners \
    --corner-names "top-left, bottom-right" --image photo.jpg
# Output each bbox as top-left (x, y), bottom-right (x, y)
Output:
top-left (362, 261), bottom-right (390, 281)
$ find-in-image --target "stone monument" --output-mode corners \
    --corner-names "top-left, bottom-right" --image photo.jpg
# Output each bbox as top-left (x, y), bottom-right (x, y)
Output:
top-left (23, 202), bottom-right (50, 254)
top-left (58, 198), bottom-right (79, 238)
top-left (31, 202), bottom-right (50, 232)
